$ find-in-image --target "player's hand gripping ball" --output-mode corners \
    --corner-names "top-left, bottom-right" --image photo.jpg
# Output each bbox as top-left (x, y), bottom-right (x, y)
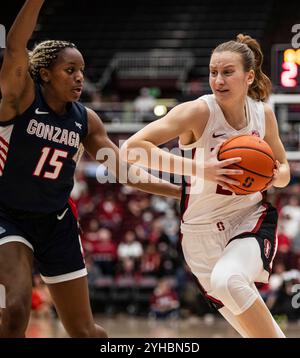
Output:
top-left (218, 134), bottom-right (276, 195)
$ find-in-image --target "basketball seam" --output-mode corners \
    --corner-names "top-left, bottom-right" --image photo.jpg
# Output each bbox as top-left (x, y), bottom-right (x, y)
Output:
top-left (230, 163), bottom-right (273, 179)
top-left (219, 146), bottom-right (275, 161)
top-left (230, 184), bottom-right (256, 193)
top-left (230, 177), bottom-right (273, 193)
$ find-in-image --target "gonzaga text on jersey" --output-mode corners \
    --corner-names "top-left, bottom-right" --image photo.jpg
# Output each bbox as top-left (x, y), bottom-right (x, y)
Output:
top-left (27, 119), bottom-right (80, 148)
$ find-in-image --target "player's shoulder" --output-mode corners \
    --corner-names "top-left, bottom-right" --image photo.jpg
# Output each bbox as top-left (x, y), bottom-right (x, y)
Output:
top-left (84, 106), bottom-right (103, 125)
top-left (85, 106), bottom-right (97, 117)
top-left (262, 102), bottom-right (273, 116)
top-left (262, 102), bottom-right (276, 125)
top-left (172, 97), bottom-right (210, 122)
top-left (84, 105), bottom-right (106, 135)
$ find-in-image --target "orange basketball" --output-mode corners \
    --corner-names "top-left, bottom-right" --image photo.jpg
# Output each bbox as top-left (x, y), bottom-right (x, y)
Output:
top-left (217, 134), bottom-right (275, 195)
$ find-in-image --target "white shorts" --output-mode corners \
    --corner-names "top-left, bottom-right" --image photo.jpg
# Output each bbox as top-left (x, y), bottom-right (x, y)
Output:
top-left (181, 203), bottom-right (278, 302)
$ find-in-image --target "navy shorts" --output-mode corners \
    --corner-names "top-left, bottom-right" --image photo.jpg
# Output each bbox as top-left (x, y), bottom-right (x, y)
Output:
top-left (0, 202), bottom-right (87, 284)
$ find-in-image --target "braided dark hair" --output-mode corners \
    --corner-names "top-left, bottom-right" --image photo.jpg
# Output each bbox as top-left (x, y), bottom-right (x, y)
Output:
top-left (29, 40), bottom-right (77, 82)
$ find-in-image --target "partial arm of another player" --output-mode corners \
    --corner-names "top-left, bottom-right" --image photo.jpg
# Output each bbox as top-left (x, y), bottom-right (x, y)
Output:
top-left (0, 0), bottom-right (44, 119)
top-left (263, 104), bottom-right (290, 188)
top-left (83, 109), bottom-right (181, 199)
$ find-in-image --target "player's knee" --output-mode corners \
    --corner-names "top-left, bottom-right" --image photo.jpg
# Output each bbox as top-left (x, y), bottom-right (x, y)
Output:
top-left (210, 270), bottom-right (255, 315)
top-left (1, 299), bottom-right (29, 337)
top-left (211, 271), bottom-right (246, 296)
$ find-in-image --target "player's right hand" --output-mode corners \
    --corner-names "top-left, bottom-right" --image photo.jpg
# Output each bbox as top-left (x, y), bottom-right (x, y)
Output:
top-left (203, 142), bottom-right (243, 187)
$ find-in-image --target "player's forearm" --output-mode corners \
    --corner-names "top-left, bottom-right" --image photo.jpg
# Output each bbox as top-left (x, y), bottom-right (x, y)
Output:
top-left (6, 0), bottom-right (45, 50)
top-left (127, 179), bottom-right (181, 199)
top-left (120, 140), bottom-right (200, 177)
top-left (98, 154), bottom-right (182, 199)
top-left (273, 163), bottom-right (290, 188)
top-left (124, 163), bottom-right (181, 199)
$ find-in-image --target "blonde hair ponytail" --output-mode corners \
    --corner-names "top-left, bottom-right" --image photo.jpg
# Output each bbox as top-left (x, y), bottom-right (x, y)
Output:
top-left (213, 34), bottom-right (272, 101)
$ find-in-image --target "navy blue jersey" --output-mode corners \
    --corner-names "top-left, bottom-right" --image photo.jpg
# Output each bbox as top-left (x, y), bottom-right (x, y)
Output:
top-left (0, 84), bottom-right (88, 213)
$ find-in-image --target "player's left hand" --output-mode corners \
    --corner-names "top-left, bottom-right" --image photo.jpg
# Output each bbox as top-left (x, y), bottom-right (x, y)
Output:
top-left (262, 160), bottom-right (280, 191)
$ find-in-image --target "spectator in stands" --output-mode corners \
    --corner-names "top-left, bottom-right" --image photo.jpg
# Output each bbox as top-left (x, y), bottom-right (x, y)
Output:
top-left (268, 271), bottom-right (300, 321)
top-left (133, 87), bottom-right (156, 122)
top-left (117, 230), bottom-right (143, 268)
top-left (71, 169), bottom-right (89, 202)
top-left (72, 174), bottom-right (95, 220)
top-left (0, 0), bottom-right (181, 338)
top-left (92, 228), bottom-right (117, 276)
top-left (160, 208), bottom-right (180, 245)
top-left (158, 240), bottom-right (181, 277)
top-left (149, 278), bottom-right (180, 319)
top-left (122, 199), bottom-right (143, 231)
top-left (140, 210), bottom-right (155, 239)
top-left (140, 243), bottom-right (161, 276)
top-left (291, 222), bottom-right (300, 268)
top-left (148, 218), bottom-right (167, 244)
top-left (97, 192), bottom-right (123, 231)
top-left (81, 218), bottom-right (100, 254)
top-left (31, 275), bottom-right (53, 319)
top-left (276, 221), bottom-right (292, 268)
top-left (280, 196), bottom-right (300, 239)
top-left (122, 34), bottom-right (290, 337)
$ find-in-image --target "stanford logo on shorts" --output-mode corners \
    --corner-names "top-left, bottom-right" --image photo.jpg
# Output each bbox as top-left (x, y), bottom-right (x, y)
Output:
top-left (264, 239), bottom-right (271, 258)
top-left (217, 221), bottom-right (225, 231)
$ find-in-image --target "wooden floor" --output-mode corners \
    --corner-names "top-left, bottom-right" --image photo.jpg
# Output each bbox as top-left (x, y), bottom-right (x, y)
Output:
top-left (25, 313), bottom-right (300, 338)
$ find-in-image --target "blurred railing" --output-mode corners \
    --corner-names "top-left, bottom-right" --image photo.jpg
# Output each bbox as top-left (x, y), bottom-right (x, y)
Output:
top-left (84, 98), bottom-right (178, 133)
top-left (97, 50), bottom-right (195, 91)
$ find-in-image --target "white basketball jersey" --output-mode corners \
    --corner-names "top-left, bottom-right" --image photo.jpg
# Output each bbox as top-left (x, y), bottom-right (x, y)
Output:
top-left (179, 94), bottom-right (266, 225)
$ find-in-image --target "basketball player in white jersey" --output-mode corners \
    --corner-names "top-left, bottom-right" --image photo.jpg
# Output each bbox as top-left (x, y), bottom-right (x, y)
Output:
top-left (121, 34), bottom-right (290, 337)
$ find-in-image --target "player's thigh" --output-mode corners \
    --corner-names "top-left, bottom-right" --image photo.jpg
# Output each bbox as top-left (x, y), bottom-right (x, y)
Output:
top-left (212, 237), bottom-right (264, 284)
top-left (181, 231), bottom-right (225, 291)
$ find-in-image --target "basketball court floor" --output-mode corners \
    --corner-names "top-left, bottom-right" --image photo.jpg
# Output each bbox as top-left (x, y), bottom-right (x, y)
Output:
top-left (25, 313), bottom-right (300, 338)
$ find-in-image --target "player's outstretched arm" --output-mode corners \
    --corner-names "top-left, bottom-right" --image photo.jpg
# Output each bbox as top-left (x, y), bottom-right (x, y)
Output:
top-left (120, 101), bottom-right (243, 186)
top-left (0, 0), bottom-right (44, 115)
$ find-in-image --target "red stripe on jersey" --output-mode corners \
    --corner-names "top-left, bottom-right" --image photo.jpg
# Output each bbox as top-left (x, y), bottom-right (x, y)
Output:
top-left (251, 203), bottom-right (268, 233)
top-left (0, 152), bottom-right (6, 164)
top-left (68, 197), bottom-right (79, 219)
top-left (0, 146), bottom-right (7, 157)
top-left (181, 148), bottom-right (196, 223)
top-left (0, 136), bottom-right (9, 148)
top-left (270, 216), bottom-right (279, 264)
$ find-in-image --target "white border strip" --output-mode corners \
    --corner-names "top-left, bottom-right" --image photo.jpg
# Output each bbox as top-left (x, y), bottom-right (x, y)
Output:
top-left (0, 284), bottom-right (6, 308)
top-left (0, 235), bottom-right (33, 251)
top-left (41, 268), bottom-right (87, 284)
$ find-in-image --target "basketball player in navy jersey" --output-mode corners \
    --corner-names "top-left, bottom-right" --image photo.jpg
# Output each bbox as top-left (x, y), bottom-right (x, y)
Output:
top-left (0, 0), bottom-right (181, 337)
top-left (121, 35), bottom-right (290, 337)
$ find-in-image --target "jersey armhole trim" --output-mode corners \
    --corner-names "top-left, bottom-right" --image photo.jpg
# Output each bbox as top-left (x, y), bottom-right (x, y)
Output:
top-left (179, 97), bottom-right (212, 150)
